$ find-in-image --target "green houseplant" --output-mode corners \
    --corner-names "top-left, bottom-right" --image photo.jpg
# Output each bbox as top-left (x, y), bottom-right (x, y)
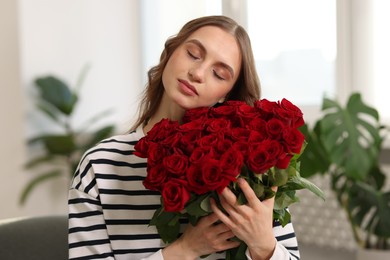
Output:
top-left (21, 68), bottom-right (115, 204)
top-left (300, 93), bottom-right (390, 252)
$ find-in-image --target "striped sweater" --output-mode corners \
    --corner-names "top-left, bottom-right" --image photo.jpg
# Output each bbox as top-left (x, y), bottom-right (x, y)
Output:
top-left (68, 126), bottom-right (300, 260)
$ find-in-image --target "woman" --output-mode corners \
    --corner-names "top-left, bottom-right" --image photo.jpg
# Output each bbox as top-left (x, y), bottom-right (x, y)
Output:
top-left (68, 15), bottom-right (300, 260)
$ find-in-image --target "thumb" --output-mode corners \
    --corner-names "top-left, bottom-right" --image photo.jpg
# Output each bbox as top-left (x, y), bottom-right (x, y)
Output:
top-left (262, 186), bottom-right (278, 208)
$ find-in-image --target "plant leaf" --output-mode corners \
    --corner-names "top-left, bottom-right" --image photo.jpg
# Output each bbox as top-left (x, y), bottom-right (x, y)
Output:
top-left (318, 93), bottom-right (382, 180)
top-left (29, 135), bottom-right (76, 155)
top-left (288, 174), bottom-right (325, 200)
top-left (348, 181), bottom-right (390, 237)
top-left (35, 76), bottom-right (78, 115)
top-left (299, 123), bottom-right (331, 178)
top-left (19, 170), bottom-right (62, 205)
top-left (25, 154), bottom-right (56, 169)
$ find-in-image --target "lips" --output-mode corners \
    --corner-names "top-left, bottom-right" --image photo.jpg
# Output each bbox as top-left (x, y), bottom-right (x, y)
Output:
top-left (178, 79), bottom-right (198, 96)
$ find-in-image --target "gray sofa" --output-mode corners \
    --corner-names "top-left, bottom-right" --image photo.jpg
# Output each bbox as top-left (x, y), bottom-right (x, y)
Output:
top-left (0, 215), bottom-right (68, 260)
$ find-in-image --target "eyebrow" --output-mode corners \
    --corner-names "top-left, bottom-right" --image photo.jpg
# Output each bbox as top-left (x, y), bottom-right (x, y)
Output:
top-left (186, 39), bottom-right (235, 78)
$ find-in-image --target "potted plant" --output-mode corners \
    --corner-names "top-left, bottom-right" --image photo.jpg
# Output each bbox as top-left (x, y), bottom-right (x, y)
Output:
top-left (21, 68), bottom-right (115, 204)
top-left (299, 93), bottom-right (389, 258)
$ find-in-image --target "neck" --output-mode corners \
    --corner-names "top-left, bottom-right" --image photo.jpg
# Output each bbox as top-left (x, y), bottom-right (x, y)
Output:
top-left (143, 93), bottom-right (186, 134)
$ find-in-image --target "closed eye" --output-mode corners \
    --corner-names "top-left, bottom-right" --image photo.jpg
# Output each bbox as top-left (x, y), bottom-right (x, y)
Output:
top-left (187, 50), bottom-right (200, 60)
top-left (213, 70), bottom-right (225, 80)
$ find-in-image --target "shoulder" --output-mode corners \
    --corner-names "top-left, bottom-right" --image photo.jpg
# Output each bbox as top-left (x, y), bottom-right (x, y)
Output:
top-left (76, 127), bottom-right (146, 172)
top-left (83, 127), bottom-right (144, 161)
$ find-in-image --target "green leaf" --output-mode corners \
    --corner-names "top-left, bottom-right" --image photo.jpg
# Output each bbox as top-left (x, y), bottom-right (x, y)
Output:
top-left (273, 209), bottom-right (291, 227)
top-left (29, 135), bottom-right (76, 155)
top-left (226, 242), bottom-right (247, 260)
top-left (35, 76), bottom-right (78, 115)
top-left (149, 206), bottom-right (181, 243)
top-left (288, 174), bottom-right (325, 200)
top-left (274, 190), bottom-right (299, 210)
top-left (348, 181), bottom-right (390, 237)
top-left (299, 123), bottom-right (331, 178)
top-left (318, 93), bottom-right (382, 180)
top-left (19, 170), bottom-right (62, 205)
top-left (185, 193), bottom-right (210, 218)
top-left (25, 154), bottom-right (56, 169)
top-left (268, 168), bottom-right (289, 186)
top-left (36, 102), bottom-right (62, 124)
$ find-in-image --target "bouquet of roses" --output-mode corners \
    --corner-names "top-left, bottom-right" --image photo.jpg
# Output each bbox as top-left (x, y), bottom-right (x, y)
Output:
top-left (134, 98), bottom-right (324, 258)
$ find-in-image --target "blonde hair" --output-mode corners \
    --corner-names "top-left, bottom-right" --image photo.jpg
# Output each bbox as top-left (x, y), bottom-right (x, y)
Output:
top-left (130, 15), bottom-right (260, 131)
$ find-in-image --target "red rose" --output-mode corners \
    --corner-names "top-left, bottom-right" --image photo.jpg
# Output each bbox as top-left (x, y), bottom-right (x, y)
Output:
top-left (254, 99), bottom-right (278, 120)
top-left (182, 107), bottom-right (209, 123)
top-left (197, 133), bottom-right (224, 149)
top-left (189, 146), bottom-right (216, 164)
top-left (178, 129), bottom-right (202, 154)
top-left (143, 164), bottom-right (168, 191)
top-left (178, 119), bottom-right (205, 133)
top-left (161, 179), bottom-right (190, 212)
top-left (186, 164), bottom-right (209, 194)
top-left (210, 104), bottom-right (236, 118)
top-left (236, 103), bottom-right (257, 124)
top-left (279, 98), bottom-right (304, 128)
top-left (187, 157), bottom-right (232, 195)
top-left (146, 119), bottom-right (179, 142)
top-left (276, 153), bottom-right (292, 169)
top-left (282, 127), bottom-right (305, 154)
top-left (163, 154), bottom-right (189, 177)
top-left (230, 128), bottom-right (251, 141)
top-left (248, 130), bottom-right (267, 144)
top-left (232, 141), bottom-right (249, 159)
top-left (216, 138), bottom-right (233, 154)
top-left (266, 118), bottom-right (285, 139)
top-left (220, 147), bottom-right (244, 177)
top-left (147, 142), bottom-right (168, 167)
top-left (134, 137), bottom-right (149, 158)
top-left (247, 142), bottom-right (275, 174)
top-left (160, 131), bottom-right (182, 148)
top-left (206, 118), bottom-right (231, 133)
top-left (264, 139), bottom-right (284, 162)
top-left (201, 158), bottom-right (232, 193)
top-left (247, 117), bottom-right (267, 132)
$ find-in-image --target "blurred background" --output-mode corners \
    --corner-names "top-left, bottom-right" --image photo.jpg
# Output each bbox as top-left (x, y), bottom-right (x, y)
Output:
top-left (1, 0), bottom-right (389, 259)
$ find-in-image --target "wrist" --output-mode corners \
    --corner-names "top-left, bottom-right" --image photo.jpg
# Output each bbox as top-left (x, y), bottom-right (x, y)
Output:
top-left (162, 238), bottom-right (198, 260)
top-left (247, 239), bottom-right (276, 260)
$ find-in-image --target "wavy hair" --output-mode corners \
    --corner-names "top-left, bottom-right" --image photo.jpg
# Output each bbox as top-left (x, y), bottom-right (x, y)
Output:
top-left (130, 15), bottom-right (260, 131)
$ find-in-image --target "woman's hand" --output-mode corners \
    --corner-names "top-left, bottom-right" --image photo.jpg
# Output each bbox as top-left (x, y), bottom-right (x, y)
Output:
top-left (162, 213), bottom-right (240, 260)
top-left (210, 178), bottom-right (277, 260)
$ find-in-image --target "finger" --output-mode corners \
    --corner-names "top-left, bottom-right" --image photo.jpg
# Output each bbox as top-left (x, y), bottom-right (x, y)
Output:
top-left (210, 198), bottom-right (234, 228)
top-left (198, 212), bottom-right (220, 227)
top-left (220, 188), bottom-right (238, 206)
top-left (262, 186), bottom-right (278, 208)
top-left (237, 178), bottom-right (259, 207)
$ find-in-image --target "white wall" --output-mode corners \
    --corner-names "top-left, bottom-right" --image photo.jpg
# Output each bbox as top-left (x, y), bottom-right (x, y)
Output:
top-left (0, 0), bottom-right (143, 219)
top-left (0, 0), bottom-right (27, 219)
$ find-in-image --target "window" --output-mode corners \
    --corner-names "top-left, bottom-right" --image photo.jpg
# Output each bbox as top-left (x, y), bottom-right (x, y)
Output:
top-left (246, 0), bottom-right (337, 106)
top-left (373, 0), bottom-right (390, 123)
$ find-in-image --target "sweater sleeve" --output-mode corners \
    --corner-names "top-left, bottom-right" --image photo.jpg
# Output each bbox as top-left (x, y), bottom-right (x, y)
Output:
top-left (245, 221), bottom-right (300, 260)
top-left (68, 154), bottom-right (164, 260)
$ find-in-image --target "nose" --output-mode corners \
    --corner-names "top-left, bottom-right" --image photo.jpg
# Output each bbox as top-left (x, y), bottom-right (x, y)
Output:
top-left (188, 65), bottom-right (205, 83)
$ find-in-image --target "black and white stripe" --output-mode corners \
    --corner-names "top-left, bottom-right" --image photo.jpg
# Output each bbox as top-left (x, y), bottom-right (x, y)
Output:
top-left (68, 127), bottom-right (300, 259)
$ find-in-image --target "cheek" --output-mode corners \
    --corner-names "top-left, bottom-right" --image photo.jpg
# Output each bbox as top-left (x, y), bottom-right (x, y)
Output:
top-left (208, 82), bottom-right (234, 99)
top-left (162, 51), bottom-right (186, 84)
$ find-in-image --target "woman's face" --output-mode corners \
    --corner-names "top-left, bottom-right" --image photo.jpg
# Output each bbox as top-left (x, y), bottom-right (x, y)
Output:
top-left (162, 26), bottom-right (242, 111)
